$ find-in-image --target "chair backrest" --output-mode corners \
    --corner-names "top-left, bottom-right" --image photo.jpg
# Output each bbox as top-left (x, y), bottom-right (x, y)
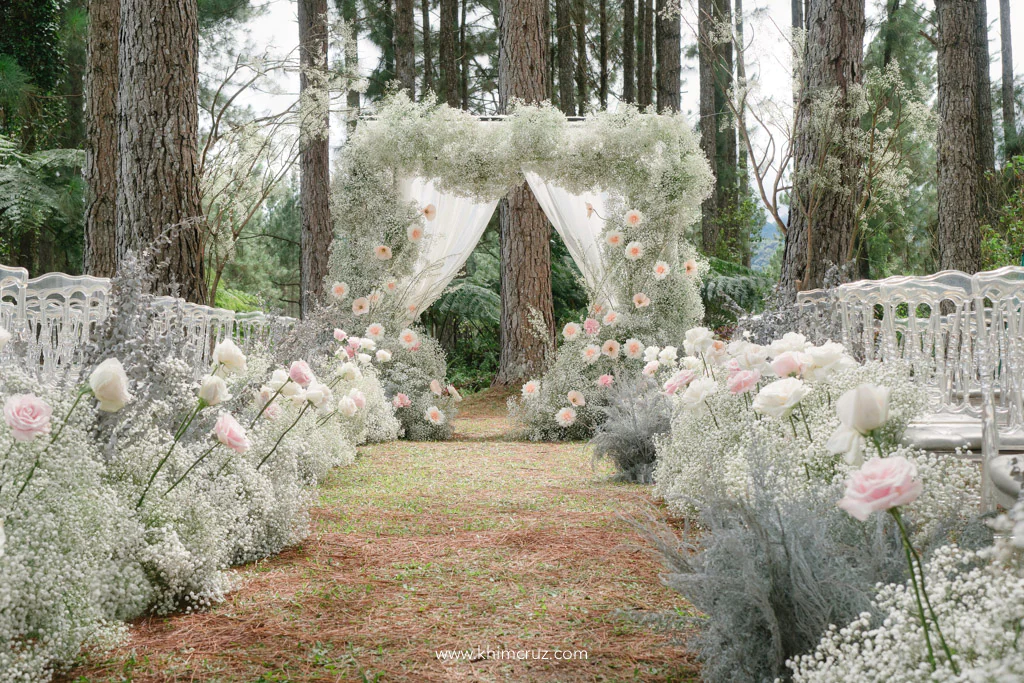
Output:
top-left (972, 267), bottom-right (1024, 430)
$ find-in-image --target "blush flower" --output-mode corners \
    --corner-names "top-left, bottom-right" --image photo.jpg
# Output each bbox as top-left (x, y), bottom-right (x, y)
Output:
top-left (331, 281), bottom-right (349, 299)
top-left (597, 374), bottom-right (614, 388)
top-left (430, 379), bottom-right (444, 395)
top-left (399, 328), bottom-right (420, 349)
top-left (4, 394), bottom-right (52, 442)
top-left (624, 338), bottom-right (645, 359)
top-left (407, 224), bottom-right (425, 242)
top-left (602, 310), bottom-right (619, 326)
top-left (624, 209), bottom-right (644, 227)
top-left (352, 297), bottom-right (370, 316)
top-left (582, 345), bottom-right (601, 364)
top-left (425, 406), bottom-right (446, 425)
top-left (521, 380), bottom-right (540, 398)
top-left (683, 260), bottom-right (698, 277)
top-left (555, 407), bottom-right (577, 427)
top-left (385, 278), bottom-right (399, 293)
top-left (624, 241), bottom-right (645, 261)
top-left (288, 360), bottom-right (315, 388)
top-left (214, 413), bottom-right (250, 453)
top-left (663, 369), bottom-right (695, 396)
top-left (421, 203), bottom-right (437, 221)
top-left (632, 292), bottom-right (651, 308)
top-left (392, 393), bottom-right (412, 408)
top-left (333, 328), bottom-right (348, 342)
top-left (365, 323), bottom-right (386, 340)
top-left (642, 361), bottom-right (660, 376)
top-left (771, 351), bottom-right (811, 378)
top-left (567, 390), bottom-right (586, 407)
top-left (585, 202), bottom-right (595, 218)
top-left (602, 339), bottom-right (621, 358)
top-left (837, 456), bottom-right (922, 522)
top-left (653, 261), bottom-right (670, 280)
top-left (726, 369), bottom-right (761, 395)
top-left (605, 230), bottom-right (624, 247)
top-left (562, 322), bottom-right (581, 341)
top-left (373, 245), bottom-right (393, 260)
top-left (583, 318), bottom-right (600, 335)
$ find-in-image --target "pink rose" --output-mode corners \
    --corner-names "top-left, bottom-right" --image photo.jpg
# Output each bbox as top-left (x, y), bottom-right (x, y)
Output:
top-left (726, 369), bottom-right (761, 395)
top-left (430, 379), bottom-right (443, 395)
top-left (597, 374), bottom-right (614, 388)
top-left (3, 394), bottom-right (53, 442)
top-left (333, 328), bottom-right (348, 342)
top-left (392, 393), bottom-right (411, 408)
top-left (214, 413), bottom-right (251, 453)
top-left (723, 359), bottom-right (741, 375)
top-left (349, 389), bottom-right (366, 409)
top-left (583, 318), bottom-right (600, 335)
top-left (662, 369), bottom-right (695, 396)
top-left (771, 351), bottom-right (809, 378)
top-left (837, 456), bottom-right (923, 522)
top-left (288, 360), bottom-right (315, 388)
top-left (264, 402), bottom-right (283, 421)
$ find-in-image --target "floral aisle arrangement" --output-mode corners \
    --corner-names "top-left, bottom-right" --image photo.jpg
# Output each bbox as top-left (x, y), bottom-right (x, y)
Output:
top-left (643, 325), bottom-right (1023, 681)
top-left (0, 266), bottom-right (367, 680)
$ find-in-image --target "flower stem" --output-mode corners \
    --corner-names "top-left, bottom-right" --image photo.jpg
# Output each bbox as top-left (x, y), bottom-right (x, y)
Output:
top-left (137, 399), bottom-right (205, 509)
top-left (871, 433), bottom-right (886, 460)
top-left (163, 442), bottom-right (220, 497)
top-left (706, 401), bottom-right (720, 429)
top-left (798, 403), bottom-right (813, 441)
top-left (14, 387), bottom-right (89, 503)
top-left (788, 414), bottom-right (799, 439)
top-left (891, 508), bottom-right (959, 674)
top-left (257, 402), bottom-right (310, 470)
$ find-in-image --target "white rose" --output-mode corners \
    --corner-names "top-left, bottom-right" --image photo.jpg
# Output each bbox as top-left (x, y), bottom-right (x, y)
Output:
top-left (753, 377), bottom-right (810, 419)
top-left (684, 327), bottom-right (715, 355)
top-left (89, 358), bottom-right (132, 412)
top-left (658, 346), bottom-right (679, 364)
top-left (826, 427), bottom-right (866, 466)
top-left (733, 342), bottom-right (769, 372)
top-left (643, 346), bottom-right (661, 362)
top-left (803, 341), bottom-right (849, 382)
top-left (681, 356), bottom-right (703, 371)
top-left (304, 381), bottom-right (332, 410)
top-left (340, 362), bottom-right (362, 381)
top-left (836, 384), bottom-right (890, 435)
top-left (376, 349), bottom-right (393, 363)
top-left (269, 368), bottom-right (302, 397)
top-left (768, 331), bottom-right (809, 357)
top-left (357, 353), bottom-right (372, 364)
top-left (679, 377), bottom-right (718, 409)
top-left (358, 338), bottom-right (377, 351)
top-left (211, 338), bottom-right (247, 375)
top-left (0, 326), bottom-right (11, 351)
top-left (198, 375), bottom-right (232, 406)
top-left (338, 396), bottom-right (358, 417)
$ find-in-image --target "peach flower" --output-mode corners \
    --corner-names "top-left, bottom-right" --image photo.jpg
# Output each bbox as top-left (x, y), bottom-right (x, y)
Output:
top-left (521, 380), bottom-right (540, 398)
top-left (352, 297), bottom-right (370, 315)
top-left (602, 339), bottom-right (621, 358)
top-left (554, 407), bottom-right (577, 427)
top-left (422, 203), bottom-right (437, 221)
top-left (407, 224), bottom-right (424, 242)
top-left (624, 241), bottom-right (644, 261)
top-left (562, 322), bottom-right (581, 341)
top-left (331, 282), bottom-right (349, 299)
top-left (567, 390), bottom-right (586, 407)
top-left (605, 230), bottom-right (624, 247)
top-left (602, 311), bottom-right (619, 326)
top-left (624, 209), bottom-right (643, 227)
top-left (653, 261), bottom-right (670, 280)
top-left (582, 345), bottom-right (601, 364)
top-left (425, 405), bottom-right (446, 425)
top-left (632, 292), bottom-right (651, 308)
top-left (684, 260), bottom-right (698, 277)
top-left (373, 245), bottom-right (393, 260)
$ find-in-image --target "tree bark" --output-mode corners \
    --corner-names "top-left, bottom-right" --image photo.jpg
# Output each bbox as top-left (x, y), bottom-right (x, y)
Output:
top-left (440, 0), bottom-right (460, 106)
top-left (385, 0), bottom-right (395, 75)
top-left (116, 0), bottom-right (206, 303)
top-left (780, 0), bottom-right (865, 291)
top-left (975, 0), bottom-right (995, 174)
top-left (574, 0), bottom-right (588, 114)
top-left (496, 0), bottom-right (555, 385)
top-left (422, 0), bottom-right (434, 95)
top-left (638, 0), bottom-right (653, 107)
top-left (298, 0), bottom-right (332, 316)
top-left (999, 0), bottom-right (1017, 157)
top-left (460, 0), bottom-right (469, 107)
top-left (936, 0), bottom-right (981, 272)
top-left (599, 0), bottom-right (608, 108)
top-left (84, 0), bottom-right (119, 278)
top-left (791, 0), bottom-right (802, 33)
top-left (698, 0), bottom-right (718, 254)
top-left (556, 0), bottom-right (576, 114)
top-left (735, 0), bottom-right (746, 194)
top-left (339, 0), bottom-right (361, 132)
top-left (655, 0), bottom-right (680, 112)
top-left (622, 0), bottom-right (635, 103)
top-left (395, 0), bottom-right (416, 96)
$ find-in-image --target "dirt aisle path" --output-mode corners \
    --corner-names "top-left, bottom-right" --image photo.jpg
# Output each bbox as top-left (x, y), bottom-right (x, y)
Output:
top-left (68, 395), bottom-right (696, 682)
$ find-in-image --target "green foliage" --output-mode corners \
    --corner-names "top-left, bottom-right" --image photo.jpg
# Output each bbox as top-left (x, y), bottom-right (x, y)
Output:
top-left (981, 157), bottom-right (1024, 269)
top-left (701, 256), bottom-right (773, 330)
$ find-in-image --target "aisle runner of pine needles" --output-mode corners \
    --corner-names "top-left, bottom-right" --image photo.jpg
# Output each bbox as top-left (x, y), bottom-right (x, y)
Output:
top-left (66, 390), bottom-right (698, 682)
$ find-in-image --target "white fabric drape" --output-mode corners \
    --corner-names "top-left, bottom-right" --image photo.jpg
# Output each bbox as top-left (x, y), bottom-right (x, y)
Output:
top-left (523, 171), bottom-right (617, 307)
top-left (397, 177), bottom-right (499, 320)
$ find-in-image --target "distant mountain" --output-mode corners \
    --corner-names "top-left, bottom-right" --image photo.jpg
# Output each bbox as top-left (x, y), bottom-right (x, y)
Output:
top-left (752, 219), bottom-right (783, 272)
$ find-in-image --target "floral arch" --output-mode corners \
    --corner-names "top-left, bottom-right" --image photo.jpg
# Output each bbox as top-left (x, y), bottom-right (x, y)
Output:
top-left (322, 94), bottom-right (713, 439)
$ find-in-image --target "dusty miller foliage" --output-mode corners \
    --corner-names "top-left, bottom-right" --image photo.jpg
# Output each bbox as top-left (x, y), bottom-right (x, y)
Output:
top-left (642, 453), bottom-right (910, 683)
top-left (590, 376), bottom-right (671, 483)
top-left (736, 264), bottom-right (849, 347)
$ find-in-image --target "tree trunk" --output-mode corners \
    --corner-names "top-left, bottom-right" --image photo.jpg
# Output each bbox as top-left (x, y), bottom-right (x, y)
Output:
top-left (599, 0), bottom-right (608, 108)
top-left (440, 0), bottom-right (459, 106)
top-left (298, 0), bottom-right (332, 316)
top-left (999, 0), bottom-right (1017, 158)
top-left (422, 0), bottom-right (434, 95)
top-left (116, 0), bottom-right (206, 303)
top-left (638, 0), bottom-right (653, 107)
top-left (791, 0), bottom-right (802, 33)
top-left (780, 0), bottom-right (865, 292)
top-left (84, 0), bottom-right (119, 278)
top-left (655, 0), bottom-right (680, 112)
top-left (735, 0), bottom-right (746, 193)
top-left (385, 0), bottom-right (395, 75)
top-left (698, 0), bottom-right (718, 254)
top-left (574, 0), bottom-right (588, 114)
top-left (339, 0), bottom-right (361, 132)
top-left (395, 0), bottom-right (416, 96)
top-left (556, 0), bottom-right (575, 114)
top-left (460, 0), bottom-right (469, 107)
top-left (622, 0), bottom-right (635, 103)
top-left (936, 0), bottom-right (981, 273)
top-left (495, 0), bottom-right (555, 386)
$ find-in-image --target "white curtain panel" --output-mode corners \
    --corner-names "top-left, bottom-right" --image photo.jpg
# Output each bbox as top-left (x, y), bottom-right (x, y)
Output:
top-left (523, 170), bottom-right (618, 307)
top-left (396, 176), bottom-right (499, 320)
